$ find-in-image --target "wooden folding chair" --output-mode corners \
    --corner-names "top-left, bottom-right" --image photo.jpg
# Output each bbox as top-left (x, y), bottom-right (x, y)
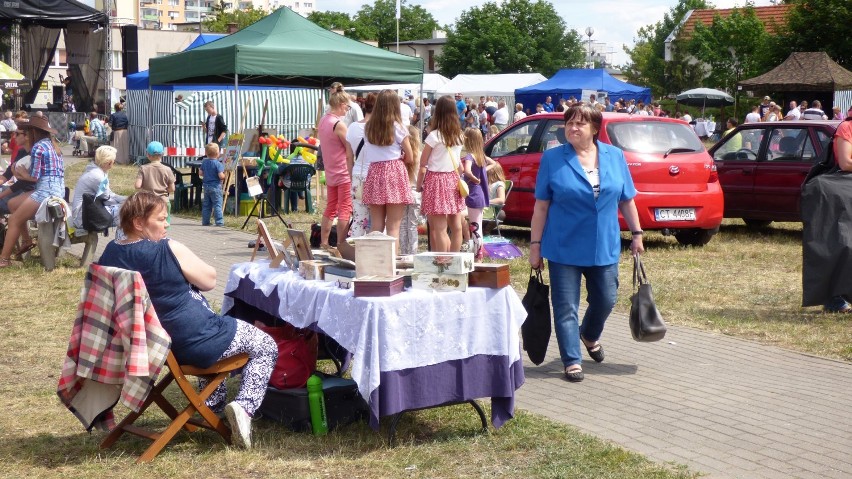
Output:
top-left (100, 351), bottom-right (249, 463)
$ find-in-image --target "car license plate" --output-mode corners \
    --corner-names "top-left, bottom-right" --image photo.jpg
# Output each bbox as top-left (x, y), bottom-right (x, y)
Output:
top-left (654, 208), bottom-right (696, 221)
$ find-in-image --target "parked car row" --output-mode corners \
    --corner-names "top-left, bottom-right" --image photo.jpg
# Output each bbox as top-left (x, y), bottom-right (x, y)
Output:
top-left (484, 113), bottom-right (840, 246)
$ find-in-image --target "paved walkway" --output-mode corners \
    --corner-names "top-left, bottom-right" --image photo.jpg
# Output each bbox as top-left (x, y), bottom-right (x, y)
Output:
top-left (62, 150), bottom-right (851, 478)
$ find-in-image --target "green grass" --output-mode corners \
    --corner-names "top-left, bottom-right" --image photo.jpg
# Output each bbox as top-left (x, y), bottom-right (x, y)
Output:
top-left (0, 165), bottom-right (700, 477)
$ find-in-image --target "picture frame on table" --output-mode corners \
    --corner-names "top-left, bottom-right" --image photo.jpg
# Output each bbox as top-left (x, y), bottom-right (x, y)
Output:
top-left (287, 229), bottom-right (313, 263)
top-left (253, 220), bottom-right (293, 269)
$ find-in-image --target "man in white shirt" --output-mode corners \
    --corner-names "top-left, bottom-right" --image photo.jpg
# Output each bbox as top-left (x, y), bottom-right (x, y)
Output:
top-left (485, 97), bottom-right (498, 109)
top-left (682, 112), bottom-right (693, 123)
top-left (493, 100), bottom-right (509, 131)
top-left (744, 105), bottom-right (762, 123)
top-left (399, 96), bottom-right (412, 126)
top-left (784, 101), bottom-right (801, 121)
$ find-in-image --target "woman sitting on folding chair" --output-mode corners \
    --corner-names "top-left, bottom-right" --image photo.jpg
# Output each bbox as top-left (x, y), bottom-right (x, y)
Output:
top-left (98, 191), bottom-right (276, 449)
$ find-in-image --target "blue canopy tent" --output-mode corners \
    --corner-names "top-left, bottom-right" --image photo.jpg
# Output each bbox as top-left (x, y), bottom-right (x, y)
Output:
top-left (515, 69), bottom-right (652, 112)
top-left (126, 33), bottom-right (225, 90)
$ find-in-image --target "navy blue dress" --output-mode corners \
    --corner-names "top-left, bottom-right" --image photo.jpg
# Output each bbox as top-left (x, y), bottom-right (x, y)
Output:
top-left (98, 239), bottom-right (237, 368)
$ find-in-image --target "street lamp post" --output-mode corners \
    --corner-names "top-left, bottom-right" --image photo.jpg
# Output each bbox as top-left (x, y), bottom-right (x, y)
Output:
top-left (585, 27), bottom-right (594, 69)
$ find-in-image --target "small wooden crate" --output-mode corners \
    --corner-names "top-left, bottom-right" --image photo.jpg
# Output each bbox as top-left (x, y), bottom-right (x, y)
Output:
top-left (468, 263), bottom-right (510, 289)
top-left (352, 232), bottom-right (397, 278)
top-left (298, 260), bottom-right (333, 280)
top-left (353, 275), bottom-right (405, 297)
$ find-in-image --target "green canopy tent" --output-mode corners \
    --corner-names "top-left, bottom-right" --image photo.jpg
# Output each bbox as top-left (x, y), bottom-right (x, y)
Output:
top-left (148, 7), bottom-right (423, 211)
top-left (148, 8), bottom-right (423, 88)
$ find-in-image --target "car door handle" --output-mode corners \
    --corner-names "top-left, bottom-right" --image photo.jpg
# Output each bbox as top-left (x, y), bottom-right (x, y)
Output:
top-left (742, 168), bottom-right (754, 175)
top-left (508, 168), bottom-right (520, 173)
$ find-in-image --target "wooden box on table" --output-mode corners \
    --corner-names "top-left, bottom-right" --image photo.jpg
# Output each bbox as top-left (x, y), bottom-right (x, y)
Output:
top-left (298, 260), bottom-right (333, 280)
top-left (352, 232), bottom-right (396, 278)
top-left (411, 272), bottom-right (469, 292)
top-left (468, 263), bottom-right (510, 289)
top-left (353, 275), bottom-right (405, 297)
top-left (413, 252), bottom-right (475, 275)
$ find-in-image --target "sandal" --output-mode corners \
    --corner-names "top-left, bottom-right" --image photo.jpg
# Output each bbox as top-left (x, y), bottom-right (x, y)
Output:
top-left (0, 257), bottom-right (12, 268)
top-left (582, 337), bottom-right (605, 363)
top-left (564, 365), bottom-right (584, 383)
top-left (13, 242), bottom-right (36, 260)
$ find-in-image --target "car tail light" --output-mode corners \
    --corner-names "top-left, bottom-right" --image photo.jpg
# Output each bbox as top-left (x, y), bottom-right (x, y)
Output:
top-left (708, 163), bottom-right (718, 183)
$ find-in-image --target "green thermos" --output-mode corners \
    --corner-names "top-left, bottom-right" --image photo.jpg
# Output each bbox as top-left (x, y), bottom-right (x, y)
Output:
top-left (306, 374), bottom-right (328, 435)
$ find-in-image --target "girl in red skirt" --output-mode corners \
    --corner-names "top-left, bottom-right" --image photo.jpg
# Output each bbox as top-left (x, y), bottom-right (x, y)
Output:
top-left (416, 95), bottom-right (465, 252)
top-left (361, 90), bottom-right (414, 249)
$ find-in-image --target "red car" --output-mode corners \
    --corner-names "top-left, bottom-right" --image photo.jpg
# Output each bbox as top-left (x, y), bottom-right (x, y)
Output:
top-left (708, 120), bottom-right (839, 227)
top-left (484, 112), bottom-right (724, 246)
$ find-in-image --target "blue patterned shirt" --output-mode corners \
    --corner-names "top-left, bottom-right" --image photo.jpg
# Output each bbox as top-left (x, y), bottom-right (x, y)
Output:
top-left (90, 118), bottom-right (107, 143)
top-left (29, 137), bottom-right (64, 180)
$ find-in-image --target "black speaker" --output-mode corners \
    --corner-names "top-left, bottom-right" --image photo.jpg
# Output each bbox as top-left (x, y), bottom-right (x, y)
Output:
top-left (121, 24), bottom-right (139, 77)
top-left (53, 85), bottom-right (64, 104)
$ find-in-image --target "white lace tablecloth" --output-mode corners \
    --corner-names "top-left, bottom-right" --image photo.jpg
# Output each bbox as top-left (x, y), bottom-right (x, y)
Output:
top-left (222, 261), bottom-right (527, 414)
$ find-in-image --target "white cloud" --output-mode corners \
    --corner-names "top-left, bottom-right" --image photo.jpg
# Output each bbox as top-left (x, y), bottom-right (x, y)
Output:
top-left (321, 0), bottom-right (778, 66)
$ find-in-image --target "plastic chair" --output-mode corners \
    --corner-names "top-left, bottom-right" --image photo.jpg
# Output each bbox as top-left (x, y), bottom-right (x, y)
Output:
top-left (483, 180), bottom-right (513, 236)
top-left (168, 165), bottom-right (194, 211)
top-left (279, 163), bottom-right (316, 213)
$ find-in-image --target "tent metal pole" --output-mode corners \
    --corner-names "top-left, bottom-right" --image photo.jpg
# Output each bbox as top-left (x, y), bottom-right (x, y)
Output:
top-left (147, 85), bottom-right (152, 147)
top-left (234, 74), bottom-right (240, 216)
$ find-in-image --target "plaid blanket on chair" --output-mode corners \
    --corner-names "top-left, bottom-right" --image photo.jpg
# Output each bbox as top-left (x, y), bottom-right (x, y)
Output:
top-left (57, 265), bottom-right (171, 431)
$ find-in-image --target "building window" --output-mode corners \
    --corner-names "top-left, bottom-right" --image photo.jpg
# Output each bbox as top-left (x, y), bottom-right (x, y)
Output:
top-left (104, 51), bottom-right (123, 70)
top-left (304, 2), bottom-right (312, 7)
top-left (428, 50), bottom-right (435, 71)
top-left (52, 49), bottom-right (68, 67)
top-left (169, 0), bottom-right (179, 5)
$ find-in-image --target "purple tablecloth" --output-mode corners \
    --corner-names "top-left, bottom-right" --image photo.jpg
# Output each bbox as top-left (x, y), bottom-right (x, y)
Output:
top-left (223, 269), bottom-right (526, 429)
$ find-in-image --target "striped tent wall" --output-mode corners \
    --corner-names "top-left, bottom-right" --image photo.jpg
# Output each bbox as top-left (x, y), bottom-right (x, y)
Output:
top-left (835, 90), bottom-right (852, 113)
top-left (126, 89), bottom-right (173, 163)
top-left (126, 88), bottom-right (321, 167)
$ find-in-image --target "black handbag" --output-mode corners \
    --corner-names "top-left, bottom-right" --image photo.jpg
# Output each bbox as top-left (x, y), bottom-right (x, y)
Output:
top-left (521, 268), bottom-right (551, 365)
top-left (629, 255), bottom-right (667, 342)
top-left (81, 193), bottom-right (112, 232)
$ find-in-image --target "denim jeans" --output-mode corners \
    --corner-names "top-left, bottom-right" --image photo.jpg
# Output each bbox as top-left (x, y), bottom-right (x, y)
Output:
top-left (202, 184), bottom-right (224, 226)
top-left (548, 261), bottom-right (619, 367)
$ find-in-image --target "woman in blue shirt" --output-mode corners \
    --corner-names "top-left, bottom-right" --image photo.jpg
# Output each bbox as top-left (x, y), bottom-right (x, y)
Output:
top-left (528, 105), bottom-right (644, 382)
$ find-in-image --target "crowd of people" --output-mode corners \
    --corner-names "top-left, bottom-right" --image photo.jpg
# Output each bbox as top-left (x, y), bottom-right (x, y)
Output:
top-left (743, 95), bottom-right (842, 124)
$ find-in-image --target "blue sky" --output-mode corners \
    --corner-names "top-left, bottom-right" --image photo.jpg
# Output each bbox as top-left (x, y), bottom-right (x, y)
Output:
top-left (323, 0), bottom-right (778, 66)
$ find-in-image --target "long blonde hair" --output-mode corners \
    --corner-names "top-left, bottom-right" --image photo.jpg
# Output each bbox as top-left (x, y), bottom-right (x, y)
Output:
top-left (430, 95), bottom-right (463, 147)
top-left (487, 161), bottom-right (506, 184)
top-left (463, 128), bottom-right (486, 167)
top-left (365, 89), bottom-right (402, 146)
top-left (406, 125), bottom-right (422, 182)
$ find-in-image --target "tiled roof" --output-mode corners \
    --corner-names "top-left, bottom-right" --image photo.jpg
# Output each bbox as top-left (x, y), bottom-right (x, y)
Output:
top-left (677, 4), bottom-right (792, 41)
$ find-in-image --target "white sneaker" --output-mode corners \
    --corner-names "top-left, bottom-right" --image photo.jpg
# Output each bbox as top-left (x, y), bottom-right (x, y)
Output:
top-left (224, 401), bottom-right (252, 449)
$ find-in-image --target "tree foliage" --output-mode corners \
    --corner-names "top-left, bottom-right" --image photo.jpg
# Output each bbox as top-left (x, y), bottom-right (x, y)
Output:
top-left (353, 0), bottom-right (441, 48)
top-left (438, 0), bottom-right (584, 78)
top-left (773, 0), bottom-right (852, 70)
top-left (687, 6), bottom-right (771, 91)
top-left (622, 0), bottom-right (710, 98)
top-left (203, 1), bottom-right (268, 33)
top-left (306, 11), bottom-right (355, 37)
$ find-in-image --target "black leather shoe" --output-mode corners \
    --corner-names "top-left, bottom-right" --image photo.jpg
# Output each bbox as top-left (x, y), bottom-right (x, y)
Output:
top-left (586, 344), bottom-right (605, 363)
top-left (564, 367), bottom-right (584, 382)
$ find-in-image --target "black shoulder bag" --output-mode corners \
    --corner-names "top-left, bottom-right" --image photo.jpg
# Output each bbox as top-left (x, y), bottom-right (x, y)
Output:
top-left (629, 255), bottom-right (667, 342)
top-left (521, 268), bottom-right (551, 365)
top-left (81, 193), bottom-right (113, 233)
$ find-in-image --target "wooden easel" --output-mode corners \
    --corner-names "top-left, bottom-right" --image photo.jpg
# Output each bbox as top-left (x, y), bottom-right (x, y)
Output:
top-left (222, 97), bottom-right (252, 214)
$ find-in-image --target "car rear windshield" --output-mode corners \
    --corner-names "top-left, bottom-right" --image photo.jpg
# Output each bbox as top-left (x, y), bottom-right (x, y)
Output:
top-left (605, 122), bottom-right (705, 154)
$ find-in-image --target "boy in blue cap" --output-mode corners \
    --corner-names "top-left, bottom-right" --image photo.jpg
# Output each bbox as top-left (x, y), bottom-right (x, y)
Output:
top-left (135, 140), bottom-right (176, 220)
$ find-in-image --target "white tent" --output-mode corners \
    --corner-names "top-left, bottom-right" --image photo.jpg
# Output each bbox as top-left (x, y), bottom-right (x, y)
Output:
top-left (434, 73), bottom-right (548, 100)
top-left (347, 73), bottom-right (450, 97)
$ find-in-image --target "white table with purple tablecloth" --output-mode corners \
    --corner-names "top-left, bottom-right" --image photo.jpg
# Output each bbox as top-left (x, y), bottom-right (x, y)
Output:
top-left (221, 261), bottom-right (527, 430)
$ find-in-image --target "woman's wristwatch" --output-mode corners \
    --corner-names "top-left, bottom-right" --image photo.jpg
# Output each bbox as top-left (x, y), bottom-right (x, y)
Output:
top-left (631, 231), bottom-right (644, 237)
